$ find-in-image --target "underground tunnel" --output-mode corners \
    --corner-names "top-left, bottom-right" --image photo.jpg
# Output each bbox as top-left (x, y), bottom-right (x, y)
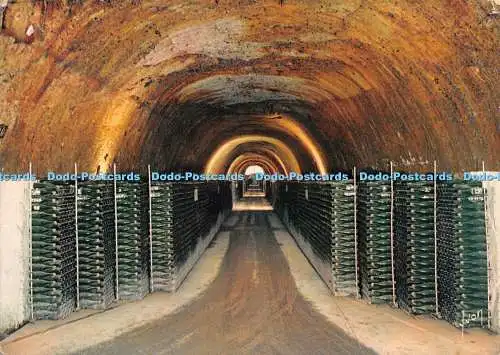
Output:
top-left (0, 0), bottom-right (499, 354)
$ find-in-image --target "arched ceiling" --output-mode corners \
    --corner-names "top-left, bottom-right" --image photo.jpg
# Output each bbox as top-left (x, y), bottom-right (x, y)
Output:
top-left (205, 135), bottom-right (302, 174)
top-left (0, 0), bottom-right (498, 174)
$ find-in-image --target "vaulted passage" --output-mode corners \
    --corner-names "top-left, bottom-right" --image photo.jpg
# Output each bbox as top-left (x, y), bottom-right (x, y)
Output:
top-left (0, 1), bottom-right (499, 354)
top-left (0, 0), bottom-right (498, 174)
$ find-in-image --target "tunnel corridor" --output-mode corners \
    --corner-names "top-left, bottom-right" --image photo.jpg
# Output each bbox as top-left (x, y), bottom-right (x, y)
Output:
top-left (75, 207), bottom-right (374, 355)
top-left (0, 0), bottom-right (499, 354)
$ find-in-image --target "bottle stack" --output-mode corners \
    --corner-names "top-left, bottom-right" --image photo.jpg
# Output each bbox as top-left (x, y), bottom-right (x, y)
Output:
top-left (221, 182), bottom-right (233, 211)
top-left (31, 181), bottom-right (77, 319)
top-left (198, 183), bottom-right (216, 238)
top-left (329, 181), bottom-right (357, 295)
top-left (394, 181), bottom-right (436, 314)
top-left (115, 181), bottom-right (150, 300)
top-left (273, 183), bottom-right (289, 219)
top-left (437, 181), bottom-right (488, 328)
top-left (171, 183), bottom-right (201, 268)
top-left (77, 181), bottom-right (116, 309)
top-left (286, 182), bottom-right (301, 228)
top-left (293, 183), bottom-right (331, 263)
top-left (150, 181), bottom-right (175, 291)
top-left (357, 181), bottom-right (393, 303)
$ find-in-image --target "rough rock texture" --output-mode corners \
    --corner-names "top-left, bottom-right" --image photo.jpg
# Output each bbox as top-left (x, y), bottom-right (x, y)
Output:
top-left (0, 0), bottom-right (498, 174)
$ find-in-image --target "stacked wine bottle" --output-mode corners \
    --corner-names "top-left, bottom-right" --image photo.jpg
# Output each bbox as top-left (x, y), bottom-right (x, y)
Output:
top-left (150, 182), bottom-right (175, 291)
top-left (273, 183), bottom-right (291, 220)
top-left (221, 182), bottom-right (233, 211)
top-left (329, 181), bottom-right (357, 295)
top-left (437, 181), bottom-right (488, 328)
top-left (198, 183), bottom-right (216, 239)
top-left (115, 181), bottom-right (150, 300)
top-left (394, 181), bottom-right (436, 314)
top-left (357, 181), bottom-right (393, 303)
top-left (171, 183), bottom-right (202, 269)
top-left (77, 181), bottom-right (116, 309)
top-left (31, 181), bottom-right (77, 319)
top-left (293, 183), bottom-right (333, 263)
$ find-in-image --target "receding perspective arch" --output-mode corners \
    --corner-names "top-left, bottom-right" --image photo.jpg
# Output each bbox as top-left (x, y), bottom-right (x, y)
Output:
top-left (227, 154), bottom-right (283, 176)
top-left (243, 165), bottom-right (265, 176)
top-left (205, 135), bottom-right (304, 175)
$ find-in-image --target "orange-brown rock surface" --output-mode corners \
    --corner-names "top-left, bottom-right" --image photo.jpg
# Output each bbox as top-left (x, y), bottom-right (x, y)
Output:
top-left (0, 0), bottom-right (498, 174)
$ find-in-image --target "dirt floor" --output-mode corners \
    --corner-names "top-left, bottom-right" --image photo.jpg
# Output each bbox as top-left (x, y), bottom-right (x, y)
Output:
top-left (74, 207), bottom-right (373, 355)
top-left (232, 195), bottom-right (273, 211)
